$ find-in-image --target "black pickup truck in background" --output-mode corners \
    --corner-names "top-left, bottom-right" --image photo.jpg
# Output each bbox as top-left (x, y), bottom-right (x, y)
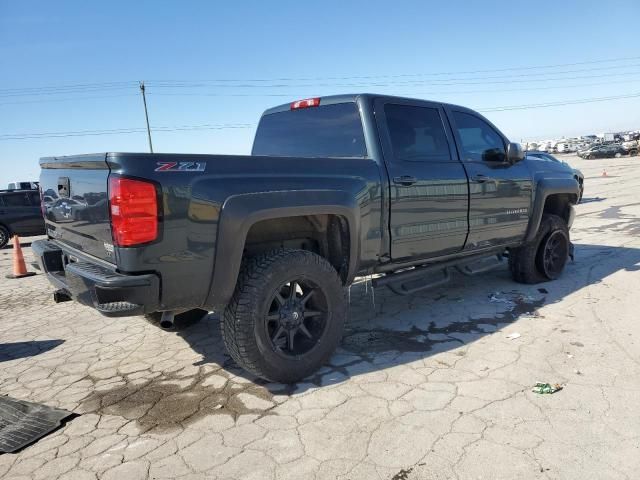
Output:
top-left (0, 189), bottom-right (46, 248)
top-left (33, 94), bottom-right (580, 382)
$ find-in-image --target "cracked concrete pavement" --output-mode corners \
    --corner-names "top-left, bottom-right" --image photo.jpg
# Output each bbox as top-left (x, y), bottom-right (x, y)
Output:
top-left (1, 154), bottom-right (639, 479)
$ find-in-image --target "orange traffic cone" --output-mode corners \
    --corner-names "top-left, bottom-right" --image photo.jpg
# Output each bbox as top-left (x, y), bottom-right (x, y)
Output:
top-left (6, 235), bottom-right (36, 279)
top-left (602, 170), bottom-right (607, 177)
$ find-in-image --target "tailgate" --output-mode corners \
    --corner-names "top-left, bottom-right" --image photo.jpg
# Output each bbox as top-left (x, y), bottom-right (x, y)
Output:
top-left (40, 153), bottom-right (114, 263)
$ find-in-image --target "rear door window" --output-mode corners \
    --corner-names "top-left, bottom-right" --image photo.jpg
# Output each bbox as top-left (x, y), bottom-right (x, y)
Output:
top-left (384, 104), bottom-right (451, 162)
top-left (252, 102), bottom-right (367, 158)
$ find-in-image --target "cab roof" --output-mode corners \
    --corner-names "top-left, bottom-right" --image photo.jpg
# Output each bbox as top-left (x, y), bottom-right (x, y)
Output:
top-left (261, 93), bottom-right (469, 116)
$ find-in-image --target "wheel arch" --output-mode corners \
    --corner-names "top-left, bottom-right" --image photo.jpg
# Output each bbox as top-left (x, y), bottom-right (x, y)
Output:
top-left (204, 190), bottom-right (360, 309)
top-left (524, 178), bottom-right (580, 243)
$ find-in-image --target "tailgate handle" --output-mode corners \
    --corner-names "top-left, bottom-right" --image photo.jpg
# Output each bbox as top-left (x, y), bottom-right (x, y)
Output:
top-left (58, 177), bottom-right (70, 198)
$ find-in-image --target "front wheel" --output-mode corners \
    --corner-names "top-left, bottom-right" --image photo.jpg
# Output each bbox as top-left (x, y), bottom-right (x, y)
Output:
top-left (509, 214), bottom-right (570, 284)
top-left (222, 249), bottom-right (346, 383)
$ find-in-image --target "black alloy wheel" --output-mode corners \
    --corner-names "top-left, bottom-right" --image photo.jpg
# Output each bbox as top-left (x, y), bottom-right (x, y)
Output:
top-left (264, 278), bottom-right (328, 358)
top-left (536, 229), bottom-right (569, 280)
top-left (222, 248), bottom-right (346, 383)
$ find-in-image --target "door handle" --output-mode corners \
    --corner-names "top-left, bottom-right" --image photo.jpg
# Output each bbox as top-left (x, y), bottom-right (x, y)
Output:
top-left (472, 174), bottom-right (494, 183)
top-left (393, 175), bottom-right (418, 186)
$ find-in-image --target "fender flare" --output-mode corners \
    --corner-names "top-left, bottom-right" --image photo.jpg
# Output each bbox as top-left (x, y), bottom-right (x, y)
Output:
top-left (205, 190), bottom-right (360, 309)
top-left (524, 177), bottom-right (580, 243)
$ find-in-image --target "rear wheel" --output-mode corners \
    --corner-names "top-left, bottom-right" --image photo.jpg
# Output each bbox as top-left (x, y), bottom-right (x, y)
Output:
top-left (0, 226), bottom-right (9, 249)
top-left (509, 214), bottom-right (570, 284)
top-left (222, 249), bottom-right (346, 383)
top-left (615, 152), bottom-right (622, 158)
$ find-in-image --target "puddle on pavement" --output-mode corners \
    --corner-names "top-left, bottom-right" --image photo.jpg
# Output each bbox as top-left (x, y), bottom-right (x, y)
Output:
top-left (341, 294), bottom-right (544, 355)
top-left (80, 366), bottom-right (277, 431)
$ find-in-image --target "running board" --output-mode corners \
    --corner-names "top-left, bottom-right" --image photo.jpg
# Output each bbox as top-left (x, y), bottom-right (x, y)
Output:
top-left (456, 254), bottom-right (504, 276)
top-left (386, 269), bottom-right (450, 296)
top-left (372, 251), bottom-right (506, 296)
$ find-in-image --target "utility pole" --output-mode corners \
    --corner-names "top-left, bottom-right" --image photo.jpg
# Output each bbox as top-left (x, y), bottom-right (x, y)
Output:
top-left (139, 81), bottom-right (153, 153)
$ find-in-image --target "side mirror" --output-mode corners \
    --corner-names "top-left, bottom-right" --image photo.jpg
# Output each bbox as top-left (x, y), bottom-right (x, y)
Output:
top-left (507, 142), bottom-right (525, 164)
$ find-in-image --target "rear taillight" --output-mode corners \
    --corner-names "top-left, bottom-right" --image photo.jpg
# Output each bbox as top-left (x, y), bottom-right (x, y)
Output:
top-left (109, 176), bottom-right (158, 247)
top-left (290, 97), bottom-right (321, 110)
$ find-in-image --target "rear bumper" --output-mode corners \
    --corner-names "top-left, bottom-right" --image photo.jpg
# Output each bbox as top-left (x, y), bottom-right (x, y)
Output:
top-left (32, 239), bottom-right (160, 317)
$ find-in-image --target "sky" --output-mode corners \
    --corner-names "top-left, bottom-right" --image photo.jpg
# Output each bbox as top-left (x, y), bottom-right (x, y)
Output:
top-left (1, 0), bottom-right (639, 187)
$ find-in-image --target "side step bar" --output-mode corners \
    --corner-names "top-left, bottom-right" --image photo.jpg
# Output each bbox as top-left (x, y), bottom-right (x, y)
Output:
top-left (373, 252), bottom-right (505, 295)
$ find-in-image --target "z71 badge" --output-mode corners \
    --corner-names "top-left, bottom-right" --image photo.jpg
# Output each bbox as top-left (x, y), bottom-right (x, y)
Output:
top-left (155, 161), bottom-right (206, 172)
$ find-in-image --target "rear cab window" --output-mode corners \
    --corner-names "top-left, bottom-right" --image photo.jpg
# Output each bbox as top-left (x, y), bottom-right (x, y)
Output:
top-left (252, 102), bottom-right (367, 158)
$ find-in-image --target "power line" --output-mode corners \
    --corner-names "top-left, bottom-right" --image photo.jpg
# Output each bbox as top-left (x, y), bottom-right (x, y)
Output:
top-left (146, 55), bottom-right (640, 82)
top-left (0, 84), bottom-right (136, 98)
top-left (2, 55), bottom-right (640, 97)
top-left (2, 92), bottom-right (639, 141)
top-left (479, 92), bottom-right (640, 112)
top-left (0, 81), bottom-right (137, 95)
top-left (0, 123), bottom-right (254, 141)
top-left (145, 63), bottom-right (640, 88)
top-left (2, 67), bottom-right (636, 104)
top-left (149, 78), bottom-right (640, 99)
top-left (144, 69), bottom-right (640, 90)
top-left (0, 93), bottom-right (139, 106)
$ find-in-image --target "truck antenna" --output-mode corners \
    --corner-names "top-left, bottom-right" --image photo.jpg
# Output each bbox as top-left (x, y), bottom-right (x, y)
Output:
top-left (139, 81), bottom-right (154, 153)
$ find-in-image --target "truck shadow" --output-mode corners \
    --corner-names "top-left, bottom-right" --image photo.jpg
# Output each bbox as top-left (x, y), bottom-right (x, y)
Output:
top-left (176, 242), bottom-right (640, 393)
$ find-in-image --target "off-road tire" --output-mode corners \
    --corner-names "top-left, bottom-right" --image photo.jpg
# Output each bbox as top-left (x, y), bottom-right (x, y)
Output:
top-left (222, 249), bottom-right (346, 383)
top-left (144, 309), bottom-right (209, 329)
top-left (509, 214), bottom-right (570, 284)
top-left (0, 225), bottom-right (9, 249)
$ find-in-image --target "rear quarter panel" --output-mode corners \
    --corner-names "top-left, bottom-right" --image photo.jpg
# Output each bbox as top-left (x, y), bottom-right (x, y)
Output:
top-left (108, 153), bottom-right (383, 311)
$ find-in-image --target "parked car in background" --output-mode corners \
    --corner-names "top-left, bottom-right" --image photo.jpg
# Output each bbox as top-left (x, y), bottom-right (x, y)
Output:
top-left (7, 181), bottom-right (39, 190)
top-left (623, 140), bottom-right (638, 156)
top-left (0, 189), bottom-right (46, 248)
top-left (555, 143), bottom-right (577, 153)
top-left (526, 151), bottom-right (584, 201)
top-left (578, 144), bottom-right (626, 159)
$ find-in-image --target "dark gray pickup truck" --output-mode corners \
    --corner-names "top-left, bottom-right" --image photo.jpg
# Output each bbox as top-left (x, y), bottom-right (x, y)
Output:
top-left (34, 94), bottom-right (579, 382)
